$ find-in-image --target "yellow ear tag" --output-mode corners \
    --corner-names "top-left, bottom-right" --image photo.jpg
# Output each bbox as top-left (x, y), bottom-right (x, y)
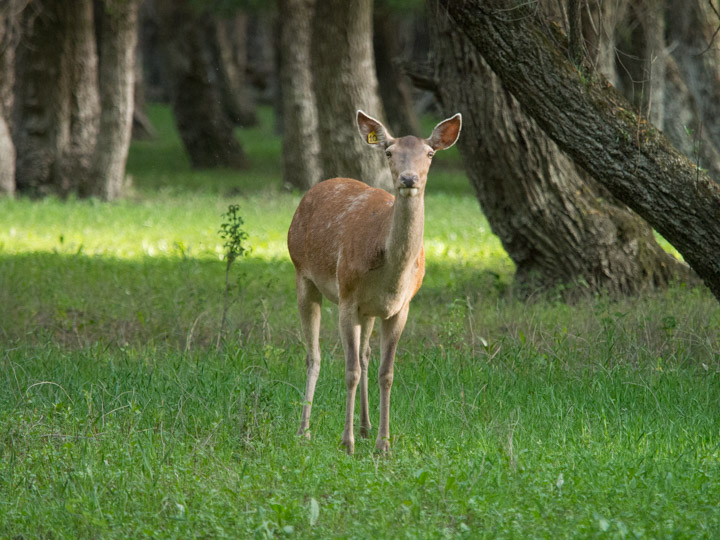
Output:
top-left (367, 131), bottom-right (378, 144)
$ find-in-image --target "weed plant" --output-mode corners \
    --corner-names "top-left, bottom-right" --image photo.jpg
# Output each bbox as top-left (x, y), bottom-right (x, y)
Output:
top-left (0, 106), bottom-right (718, 537)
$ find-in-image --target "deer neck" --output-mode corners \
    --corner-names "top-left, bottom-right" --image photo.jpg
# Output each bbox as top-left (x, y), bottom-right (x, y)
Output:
top-left (384, 192), bottom-right (425, 271)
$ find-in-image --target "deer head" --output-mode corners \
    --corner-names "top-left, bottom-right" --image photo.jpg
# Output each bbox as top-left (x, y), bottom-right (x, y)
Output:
top-left (356, 110), bottom-right (462, 197)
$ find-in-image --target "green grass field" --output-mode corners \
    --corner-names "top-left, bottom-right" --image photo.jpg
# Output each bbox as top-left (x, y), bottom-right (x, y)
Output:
top-left (1, 106), bottom-right (719, 538)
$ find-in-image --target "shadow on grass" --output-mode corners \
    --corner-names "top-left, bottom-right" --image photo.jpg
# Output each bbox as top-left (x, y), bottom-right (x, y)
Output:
top-left (3, 249), bottom-right (717, 371)
top-left (0, 251), bottom-right (501, 351)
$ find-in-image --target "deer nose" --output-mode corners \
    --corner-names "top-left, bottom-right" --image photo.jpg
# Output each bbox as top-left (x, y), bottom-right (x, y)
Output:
top-left (399, 172), bottom-right (419, 188)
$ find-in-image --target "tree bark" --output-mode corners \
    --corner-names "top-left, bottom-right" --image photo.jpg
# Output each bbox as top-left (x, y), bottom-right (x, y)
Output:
top-left (14, 0), bottom-right (100, 196)
top-left (440, 0), bottom-right (720, 301)
top-left (429, 0), bottom-right (684, 296)
top-left (208, 14), bottom-right (257, 128)
top-left (278, 0), bottom-right (321, 190)
top-left (64, 0), bottom-right (101, 195)
top-left (155, 0), bottom-right (247, 169)
top-left (90, 0), bottom-right (139, 200)
top-left (0, 0), bottom-right (22, 196)
top-left (311, 0), bottom-right (391, 189)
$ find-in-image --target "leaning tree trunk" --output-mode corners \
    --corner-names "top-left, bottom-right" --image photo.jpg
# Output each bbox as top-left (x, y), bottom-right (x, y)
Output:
top-left (155, 0), bottom-right (247, 169)
top-left (0, 0), bottom-right (21, 196)
top-left (439, 0), bottom-right (720, 301)
top-left (311, 0), bottom-right (391, 189)
top-left (278, 0), bottom-right (321, 190)
top-left (428, 1), bottom-right (685, 296)
top-left (90, 0), bottom-right (140, 200)
top-left (14, 0), bottom-right (99, 196)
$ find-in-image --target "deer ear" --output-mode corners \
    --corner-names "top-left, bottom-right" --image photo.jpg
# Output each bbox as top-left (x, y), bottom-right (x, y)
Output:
top-left (428, 113), bottom-right (462, 151)
top-left (357, 110), bottom-right (392, 147)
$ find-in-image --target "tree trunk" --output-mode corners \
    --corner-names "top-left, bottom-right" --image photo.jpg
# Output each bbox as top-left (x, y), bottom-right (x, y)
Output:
top-left (666, 0), bottom-right (720, 176)
top-left (612, 0), bottom-right (666, 127)
top-left (662, 55), bottom-right (720, 181)
top-left (584, 0), bottom-right (720, 181)
top-left (0, 0), bottom-right (21, 196)
top-left (64, 0), bottom-right (101, 195)
top-left (373, 5), bottom-right (422, 136)
top-left (581, 0), bottom-right (628, 87)
top-left (311, 0), bottom-right (391, 189)
top-left (440, 0), bottom-right (720, 301)
top-left (208, 14), bottom-right (257, 127)
top-left (429, 0), bottom-right (684, 296)
top-left (155, 0), bottom-right (247, 169)
top-left (90, 0), bottom-right (139, 200)
top-left (132, 26), bottom-right (156, 141)
top-left (278, 0), bottom-right (321, 190)
top-left (14, 0), bottom-right (100, 196)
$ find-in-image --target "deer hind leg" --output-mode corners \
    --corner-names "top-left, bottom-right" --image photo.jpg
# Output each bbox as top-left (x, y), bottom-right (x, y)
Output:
top-left (296, 275), bottom-right (322, 439)
top-left (359, 316), bottom-right (375, 439)
top-left (339, 301), bottom-right (362, 454)
top-left (376, 304), bottom-right (409, 453)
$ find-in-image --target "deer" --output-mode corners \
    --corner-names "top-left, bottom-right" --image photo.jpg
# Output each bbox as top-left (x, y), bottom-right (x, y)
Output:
top-left (287, 110), bottom-right (462, 454)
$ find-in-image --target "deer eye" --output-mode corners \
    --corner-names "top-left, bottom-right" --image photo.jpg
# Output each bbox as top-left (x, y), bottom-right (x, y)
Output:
top-left (428, 150), bottom-right (435, 158)
top-left (385, 150), bottom-right (392, 157)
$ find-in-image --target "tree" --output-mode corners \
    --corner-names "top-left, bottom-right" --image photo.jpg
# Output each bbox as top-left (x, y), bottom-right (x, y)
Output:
top-left (439, 0), bottom-right (720, 301)
top-left (206, 13), bottom-right (258, 127)
top-left (277, 0), bottom-right (321, 190)
top-left (427, 0), bottom-right (684, 296)
top-left (582, 0), bottom-right (720, 180)
top-left (9, 0), bottom-right (139, 199)
top-left (14, 0), bottom-right (100, 195)
top-left (311, 0), bottom-right (391, 189)
top-left (155, 0), bottom-right (247, 169)
top-left (0, 0), bottom-right (22, 196)
top-left (90, 0), bottom-right (140, 200)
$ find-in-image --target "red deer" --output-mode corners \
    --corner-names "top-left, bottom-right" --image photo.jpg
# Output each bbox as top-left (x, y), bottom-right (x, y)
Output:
top-left (287, 110), bottom-right (462, 453)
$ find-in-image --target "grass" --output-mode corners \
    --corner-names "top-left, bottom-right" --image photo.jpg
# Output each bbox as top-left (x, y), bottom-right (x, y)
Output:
top-left (1, 105), bottom-right (719, 538)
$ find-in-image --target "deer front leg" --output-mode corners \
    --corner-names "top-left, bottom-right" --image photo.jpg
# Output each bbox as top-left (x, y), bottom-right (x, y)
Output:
top-left (376, 304), bottom-right (409, 453)
top-left (339, 302), bottom-right (362, 454)
top-left (296, 276), bottom-right (322, 439)
top-left (359, 316), bottom-right (375, 439)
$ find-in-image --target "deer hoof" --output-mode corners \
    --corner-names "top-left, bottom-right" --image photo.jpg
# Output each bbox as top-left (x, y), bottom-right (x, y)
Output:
top-left (359, 424), bottom-right (372, 439)
top-left (341, 437), bottom-right (355, 455)
top-left (297, 428), bottom-right (311, 440)
top-left (374, 438), bottom-right (390, 454)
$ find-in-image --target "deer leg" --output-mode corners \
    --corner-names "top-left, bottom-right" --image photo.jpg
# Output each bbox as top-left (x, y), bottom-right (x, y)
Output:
top-left (359, 316), bottom-right (375, 438)
top-left (376, 304), bottom-right (409, 453)
top-left (339, 301), bottom-right (361, 454)
top-left (296, 276), bottom-right (322, 439)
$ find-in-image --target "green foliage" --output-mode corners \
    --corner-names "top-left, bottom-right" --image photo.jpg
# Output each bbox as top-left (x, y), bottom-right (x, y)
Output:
top-left (0, 104), bottom-right (719, 537)
top-left (219, 204), bottom-right (249, 266)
